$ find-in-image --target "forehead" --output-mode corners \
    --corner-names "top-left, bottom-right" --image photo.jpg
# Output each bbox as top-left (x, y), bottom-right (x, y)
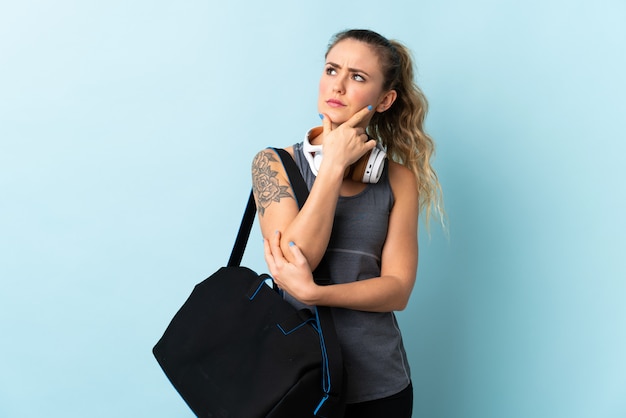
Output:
top-left (326, 39), bottom-right (382, 73)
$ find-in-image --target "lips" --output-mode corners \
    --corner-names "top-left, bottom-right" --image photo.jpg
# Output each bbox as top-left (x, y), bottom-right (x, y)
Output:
top-left (326, 99), bottom-right (345, 108)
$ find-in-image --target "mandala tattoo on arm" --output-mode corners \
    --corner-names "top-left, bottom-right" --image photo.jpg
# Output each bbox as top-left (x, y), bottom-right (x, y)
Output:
top-left (252, 150), bottom-right (294, 216)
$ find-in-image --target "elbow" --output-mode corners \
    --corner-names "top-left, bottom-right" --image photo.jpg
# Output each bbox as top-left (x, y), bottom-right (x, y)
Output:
top-left (279, 236), bottom-right (323, 270)
top-left (392, 297), bottom-right (410, 312)
top-left (378, 291), bottom-right (411, 312)
top-left (389, 281), bottom-right (414, 311)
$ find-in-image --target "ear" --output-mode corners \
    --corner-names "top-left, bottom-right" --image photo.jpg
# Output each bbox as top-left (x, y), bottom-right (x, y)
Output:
top-left (376, 90), bottom-right (398, 113)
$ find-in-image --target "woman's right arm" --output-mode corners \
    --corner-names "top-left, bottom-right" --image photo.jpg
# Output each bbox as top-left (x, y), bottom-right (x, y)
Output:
top-left (251, 147), bottom-right (344, 271)
top-left (252, 106), bottom-right (375, 270)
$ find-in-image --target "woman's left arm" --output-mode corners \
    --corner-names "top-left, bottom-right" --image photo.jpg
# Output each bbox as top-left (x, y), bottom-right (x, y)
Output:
top-left (265, 161), bottom-right (419, 312)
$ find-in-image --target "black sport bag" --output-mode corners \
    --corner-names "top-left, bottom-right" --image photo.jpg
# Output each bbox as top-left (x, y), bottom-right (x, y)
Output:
top-left (153, 148), bottom-right (344, 418)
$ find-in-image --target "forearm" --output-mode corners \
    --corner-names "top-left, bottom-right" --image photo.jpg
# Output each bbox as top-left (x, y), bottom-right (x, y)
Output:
top-left (264, 214), bottom-right (418, 313)
top-left (279, 162), bottom-right (345, 269)
top-left (302, 275), bottom-right (414, 313)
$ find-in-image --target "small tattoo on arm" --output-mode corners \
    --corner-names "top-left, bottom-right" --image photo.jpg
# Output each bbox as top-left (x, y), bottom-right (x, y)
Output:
top-left (252, 151), bottom-right (293, 216)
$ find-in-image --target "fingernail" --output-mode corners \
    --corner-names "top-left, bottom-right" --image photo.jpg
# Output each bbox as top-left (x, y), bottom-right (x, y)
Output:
top-left (289, 241), bottom-right (295, 247)
top-left (318, 113), bottom-right (324, 120)
top-left (367, 105), bottom-right (373, 111)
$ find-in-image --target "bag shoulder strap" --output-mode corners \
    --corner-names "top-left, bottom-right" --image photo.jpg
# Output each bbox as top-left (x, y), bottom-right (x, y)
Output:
top-left (274, 148), bottom-right (309, 207)
top-left (227, 190), bottom-right (256, 267)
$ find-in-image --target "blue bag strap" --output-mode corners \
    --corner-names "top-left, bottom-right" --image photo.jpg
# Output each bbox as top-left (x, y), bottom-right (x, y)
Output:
top-left (273, 148), bottom-right (344, 417)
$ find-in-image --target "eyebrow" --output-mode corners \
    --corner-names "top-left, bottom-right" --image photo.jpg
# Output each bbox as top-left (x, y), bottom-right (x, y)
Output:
top-left (326, 61), bottom-right (371, 78)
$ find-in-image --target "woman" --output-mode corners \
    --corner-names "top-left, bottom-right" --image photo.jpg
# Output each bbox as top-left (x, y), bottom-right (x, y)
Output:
top-left (252, 29), bottom-right (443, 418)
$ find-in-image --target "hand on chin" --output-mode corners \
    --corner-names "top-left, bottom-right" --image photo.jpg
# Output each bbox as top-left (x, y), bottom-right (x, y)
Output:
top-left (323, 109), bottom-right (351, 127)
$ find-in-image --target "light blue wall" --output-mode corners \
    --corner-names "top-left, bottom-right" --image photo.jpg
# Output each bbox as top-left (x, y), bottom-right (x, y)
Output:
top-left (1, 1), bottom-right (624, 417)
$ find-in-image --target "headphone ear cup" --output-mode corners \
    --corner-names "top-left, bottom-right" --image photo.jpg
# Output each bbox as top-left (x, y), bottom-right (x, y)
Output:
top-left (350, 152), bottom-right (371, 182)
top-left (351, 146), bottom-right (386, 183)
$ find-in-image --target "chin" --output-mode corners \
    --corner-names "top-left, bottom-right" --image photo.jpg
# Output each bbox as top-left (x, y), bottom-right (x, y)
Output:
top-left (320, 108), bottom-right (350, 125)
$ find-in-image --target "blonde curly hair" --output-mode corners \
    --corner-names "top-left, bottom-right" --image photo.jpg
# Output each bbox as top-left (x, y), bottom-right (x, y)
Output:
top-left (327, 29), bottom-right (445, 228)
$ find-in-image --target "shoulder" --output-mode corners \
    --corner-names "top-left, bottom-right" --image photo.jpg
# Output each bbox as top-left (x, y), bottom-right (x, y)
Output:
top-left (251, 147), bottom-right (298, 216)
top-left (387, 160), bottom-right (417, 196)
top-left (251, 146), bottom-right (295, 165)
top-left (386, 160), bottom-right (419, 216)
top-left (251, 146), bottom-right (298, 195)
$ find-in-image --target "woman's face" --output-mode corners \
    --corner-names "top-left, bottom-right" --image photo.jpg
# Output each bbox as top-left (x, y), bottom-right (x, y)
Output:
top-left (318, 39), bottom-right (388, 128)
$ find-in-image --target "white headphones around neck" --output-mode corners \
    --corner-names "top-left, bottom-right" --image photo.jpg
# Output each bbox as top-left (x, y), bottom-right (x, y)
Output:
top-left (302, 127), bottom-right (387, 184)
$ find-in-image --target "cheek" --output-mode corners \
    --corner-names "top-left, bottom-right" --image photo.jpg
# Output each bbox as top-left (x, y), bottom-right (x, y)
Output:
top-left (318, 79), bottom-right (331, 109)
top-left (351, 88), bottom-right (379, 106)
top-left (318, 77), bottom-right (330, 95)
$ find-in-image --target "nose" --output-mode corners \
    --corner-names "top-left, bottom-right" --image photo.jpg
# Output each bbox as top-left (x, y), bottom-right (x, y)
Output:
top-left (333, 77), bottom-right (345, 94)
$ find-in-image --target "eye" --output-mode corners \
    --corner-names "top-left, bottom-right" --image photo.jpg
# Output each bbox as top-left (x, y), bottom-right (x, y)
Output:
top-left (325, 66), bottom-right (337, 76)
top-left (352, 73), bottom-right (365, 82)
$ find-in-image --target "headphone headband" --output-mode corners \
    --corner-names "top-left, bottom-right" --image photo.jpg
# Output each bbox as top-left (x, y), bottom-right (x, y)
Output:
top-left (302, 127), bottom-right (324, 175)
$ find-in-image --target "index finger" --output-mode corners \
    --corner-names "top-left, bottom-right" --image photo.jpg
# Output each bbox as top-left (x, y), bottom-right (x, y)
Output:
top-left (263, 238), bottom-right (277, 272)
top-left (344, 105), bottom-right (373, 128)
top-left (270, 231), bottom-right (285, 259)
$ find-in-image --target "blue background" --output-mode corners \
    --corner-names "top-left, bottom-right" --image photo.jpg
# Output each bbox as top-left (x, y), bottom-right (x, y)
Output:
top-left (1, 1), bottom-right (625, 417)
